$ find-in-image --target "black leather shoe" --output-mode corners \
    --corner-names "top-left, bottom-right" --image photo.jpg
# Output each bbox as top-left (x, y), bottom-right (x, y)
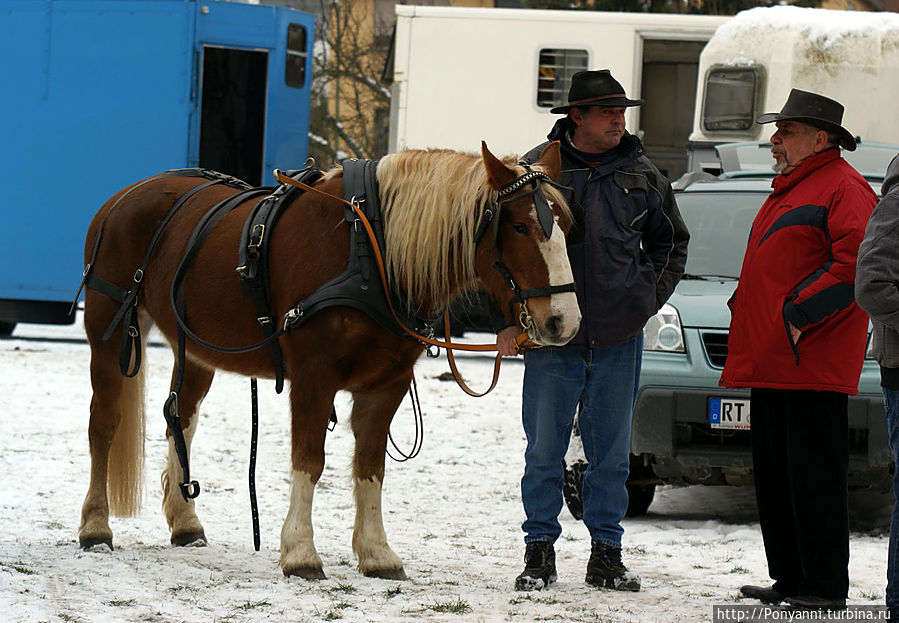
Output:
top-left (784, 595), bottom-right (847, 611)
top-left (739, 584), bottom-right (785, 605)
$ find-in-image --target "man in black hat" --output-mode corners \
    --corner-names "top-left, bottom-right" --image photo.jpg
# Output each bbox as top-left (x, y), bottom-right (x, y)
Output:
top-left (721, 88), bottom-right (877, 610)
top-left (496, 69), bottom-right (689, 592)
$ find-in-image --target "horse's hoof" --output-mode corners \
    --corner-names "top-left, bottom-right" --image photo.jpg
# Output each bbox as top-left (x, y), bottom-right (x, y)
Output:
top-left (283, 566), bottom-right (327, 580)
top-left (171, 531), bottom-right (207, 547)
top-left (79, 536), bottom-right (113, 552)
top-left (364, 567), bottom-right (408, 581)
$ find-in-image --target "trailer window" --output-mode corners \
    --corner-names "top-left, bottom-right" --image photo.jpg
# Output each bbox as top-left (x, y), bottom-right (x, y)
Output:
top-left (286, 23), bottom-right (308, 88)
top-left (702, 67), bottom-right (761, 133)
top-left (537, 49), bottom-right (588, 109)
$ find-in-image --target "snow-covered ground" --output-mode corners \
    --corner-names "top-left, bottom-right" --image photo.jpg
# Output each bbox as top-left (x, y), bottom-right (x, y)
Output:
top-left (0, 317), bottom-right (892, 622)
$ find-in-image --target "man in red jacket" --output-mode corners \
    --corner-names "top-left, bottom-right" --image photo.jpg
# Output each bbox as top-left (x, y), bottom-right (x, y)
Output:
top-left (721, 89), bottom-right (877, 611)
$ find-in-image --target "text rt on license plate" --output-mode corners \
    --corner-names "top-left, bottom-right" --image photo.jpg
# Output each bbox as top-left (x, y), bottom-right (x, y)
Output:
top-left (708, 397), bottom-right (751, 430)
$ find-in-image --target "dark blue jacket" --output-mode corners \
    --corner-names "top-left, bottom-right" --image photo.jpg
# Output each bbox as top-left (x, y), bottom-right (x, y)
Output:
top-left (523, 119), bottom-right (688, 348)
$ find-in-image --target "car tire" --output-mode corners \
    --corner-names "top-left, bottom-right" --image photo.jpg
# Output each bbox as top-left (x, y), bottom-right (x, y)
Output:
top-left (562, 459), bottom-right (658, 519)
top-left (562, 458), bottom-right (587, 520)
top-left (624, 483), bottom-right (656, 517)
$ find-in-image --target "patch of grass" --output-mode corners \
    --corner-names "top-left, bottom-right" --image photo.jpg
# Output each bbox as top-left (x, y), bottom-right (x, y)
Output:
top-left (729, 566), bottom-right (750, 574)
top-left (167, 584), bottom-right (190, 594)
top-left (426, 598), bottom-right (471, 614)
top-left (692, 564), bottom-right (705, 569)
top-left (858, 590), bottom-right (881, 601)
top-left (235, 599), bottom-right (271, 611)
top-left (1, 561), bottom-right (36, 575)
top-left (322, 609), bottom-right (342, 621)
top-left (626, 545), bottom-right (647, 556)
top-left (385, 586), bottom-right (403, 599)
top-left (104, 599), bottom-right (136, 607)
top-left (329, 582), bottom-right (356, 594)
top-left (422, 533), bottom-right (438, 541)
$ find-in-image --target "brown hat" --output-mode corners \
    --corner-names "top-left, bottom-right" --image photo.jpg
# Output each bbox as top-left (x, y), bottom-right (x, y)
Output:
top-left (757, 88), bottom-right (857, 151)
top-left (549, 69), bottom-right (644, 114)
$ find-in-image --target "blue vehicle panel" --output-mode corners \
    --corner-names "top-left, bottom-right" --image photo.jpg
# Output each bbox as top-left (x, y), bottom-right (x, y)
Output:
top-left (0, 0), bottom-right (314, 327)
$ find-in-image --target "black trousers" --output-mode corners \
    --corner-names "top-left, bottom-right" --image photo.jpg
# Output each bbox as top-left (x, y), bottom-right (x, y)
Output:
top-left (749, 388), bottom-right (850, 599)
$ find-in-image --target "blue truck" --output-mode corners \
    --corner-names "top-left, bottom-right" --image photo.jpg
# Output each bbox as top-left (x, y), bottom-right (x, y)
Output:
top-left (0, 0), bottom-right (314, 333)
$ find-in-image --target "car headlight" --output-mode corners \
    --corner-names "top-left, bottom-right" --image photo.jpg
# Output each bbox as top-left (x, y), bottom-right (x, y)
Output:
top-left (643, 303), bottom-right (685, 352)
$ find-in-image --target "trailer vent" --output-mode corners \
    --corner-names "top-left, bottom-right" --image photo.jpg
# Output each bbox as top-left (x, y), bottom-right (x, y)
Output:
top-left (537, 49), bottom-right (588, 109)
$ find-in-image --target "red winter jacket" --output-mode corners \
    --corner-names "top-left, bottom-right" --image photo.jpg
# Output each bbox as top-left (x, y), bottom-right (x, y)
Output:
top-left (720, 148), bottom-right (877, 394)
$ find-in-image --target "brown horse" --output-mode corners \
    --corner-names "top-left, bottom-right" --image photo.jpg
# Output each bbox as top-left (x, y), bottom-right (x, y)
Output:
top-left (77, 141), bottom-right (580, 580)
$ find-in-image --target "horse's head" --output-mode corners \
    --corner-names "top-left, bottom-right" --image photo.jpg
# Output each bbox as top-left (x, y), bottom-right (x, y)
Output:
top-left (476, 141), bottom-right (581, 347)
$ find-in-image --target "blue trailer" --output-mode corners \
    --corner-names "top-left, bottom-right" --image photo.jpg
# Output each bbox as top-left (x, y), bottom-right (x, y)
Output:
top-left (0, 0), bottom-right (314, 332)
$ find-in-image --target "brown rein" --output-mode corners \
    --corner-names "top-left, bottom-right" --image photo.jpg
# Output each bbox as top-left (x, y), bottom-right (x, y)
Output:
top-left (273, 169), bottom-right (533, 397)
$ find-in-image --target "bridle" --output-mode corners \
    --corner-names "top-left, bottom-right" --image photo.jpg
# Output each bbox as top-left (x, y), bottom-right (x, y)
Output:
top-left (475, 167), bottom-right (577, 334)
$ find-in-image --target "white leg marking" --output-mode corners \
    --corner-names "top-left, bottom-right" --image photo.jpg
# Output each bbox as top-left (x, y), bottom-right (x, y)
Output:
top-left (280, 471), bottom-right (323, 573)
top-left (162, 414), bottom-right (205, 541)
top-left (353, 476), bottom-right (404, 575)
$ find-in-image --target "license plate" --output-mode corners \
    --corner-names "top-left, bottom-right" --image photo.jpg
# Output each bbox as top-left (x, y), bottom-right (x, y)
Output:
top-left (708, 397), bottom-right (751, 430)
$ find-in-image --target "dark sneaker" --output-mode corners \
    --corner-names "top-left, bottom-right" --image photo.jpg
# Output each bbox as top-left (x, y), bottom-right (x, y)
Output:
top-left (514, 541), bottom-right (557, 591)
top-left (739, 584), bottom-right (785, 605)
top-left (585, 541), bottom-right (641, 591)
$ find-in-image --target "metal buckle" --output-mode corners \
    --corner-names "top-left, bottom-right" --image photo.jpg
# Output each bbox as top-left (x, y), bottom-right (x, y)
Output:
top-left (248, 224), bottom-right (265, 253)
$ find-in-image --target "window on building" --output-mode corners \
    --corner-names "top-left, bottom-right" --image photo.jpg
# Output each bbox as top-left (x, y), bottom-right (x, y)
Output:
top-left (537, 49), bottom-right (588, 109)
top-left (702, 67), bottom-right (762, 133)
top-left (286, 23), bottom-right (308, 88)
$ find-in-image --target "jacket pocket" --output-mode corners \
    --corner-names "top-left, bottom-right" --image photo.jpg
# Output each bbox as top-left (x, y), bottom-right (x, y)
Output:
top-left (782, 299), bottom-right (800, 366)
top-left (612, 171), bottom-right (652, 229)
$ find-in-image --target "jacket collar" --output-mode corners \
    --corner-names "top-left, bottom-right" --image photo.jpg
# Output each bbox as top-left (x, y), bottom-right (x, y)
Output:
top-left (546, 118), bottom-right (643, 174)
top-left (770, 147), bottom-right (841, 195)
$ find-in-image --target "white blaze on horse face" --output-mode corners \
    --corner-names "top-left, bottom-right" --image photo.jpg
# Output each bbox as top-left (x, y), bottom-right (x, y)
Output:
top-left (280, 470), bottom-right (323, 572)
top-left (533, 210), bottom-right (581, 343)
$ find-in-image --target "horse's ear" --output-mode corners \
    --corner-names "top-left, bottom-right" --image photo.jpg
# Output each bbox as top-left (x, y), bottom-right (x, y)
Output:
top-left (536, 141), bottom-right (562, 181)
top-left (481, 141), bottom-right (517, 190)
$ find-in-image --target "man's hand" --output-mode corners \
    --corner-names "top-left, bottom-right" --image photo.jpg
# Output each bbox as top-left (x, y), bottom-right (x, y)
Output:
top-left (496, 325), bottom-right (523, 357)
top-left (789, 322), bottom-right (802, 343)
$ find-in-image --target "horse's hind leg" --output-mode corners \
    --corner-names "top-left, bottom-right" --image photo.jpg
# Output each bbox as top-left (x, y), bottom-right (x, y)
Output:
top-left (161, 357), bottom-right (215, 546)
top-left (280, 380), bottom-right (335, 579)
top-left (80, 305), bottom-right (148, 551)
top-left (351, 378), bottom-right (410, 580)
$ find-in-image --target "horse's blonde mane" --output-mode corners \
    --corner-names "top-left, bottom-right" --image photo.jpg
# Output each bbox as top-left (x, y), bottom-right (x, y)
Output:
top-left (372, 148), bottom-right (567, 313)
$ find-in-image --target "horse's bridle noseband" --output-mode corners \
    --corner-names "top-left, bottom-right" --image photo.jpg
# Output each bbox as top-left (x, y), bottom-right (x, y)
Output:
top-left (475, 167), bottom-right (577, 330)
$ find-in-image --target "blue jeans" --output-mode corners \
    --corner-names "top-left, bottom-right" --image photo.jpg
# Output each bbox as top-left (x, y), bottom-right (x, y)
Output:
top-left (884, 388), bottom-right (899, 622)
top-left (520, 336), bottom-right (641, 547)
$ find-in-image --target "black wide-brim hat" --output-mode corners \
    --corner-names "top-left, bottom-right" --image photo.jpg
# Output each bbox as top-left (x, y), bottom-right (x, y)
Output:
top-left (550, 69), bottom-right (644, 114)
top-left (757, 88), bottom-right (857, 151)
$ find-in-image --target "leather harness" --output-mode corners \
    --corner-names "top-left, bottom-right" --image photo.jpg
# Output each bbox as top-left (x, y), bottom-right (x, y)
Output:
top-left (75, 161), bottom-right (575, 548)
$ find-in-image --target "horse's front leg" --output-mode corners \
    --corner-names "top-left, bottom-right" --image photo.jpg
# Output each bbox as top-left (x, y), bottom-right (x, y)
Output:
top-left (161, 358), bottom-right (214, 546)
top-left (351, 378), bottom-right (410, 580)
top-left (280, 381), bottom-right (334, 579)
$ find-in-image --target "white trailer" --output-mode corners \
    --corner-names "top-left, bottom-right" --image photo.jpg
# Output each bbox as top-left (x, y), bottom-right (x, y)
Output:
top-left (689, 5), bottom-right (899, 172)
top-left (388, 6), bottom-right (728, 179)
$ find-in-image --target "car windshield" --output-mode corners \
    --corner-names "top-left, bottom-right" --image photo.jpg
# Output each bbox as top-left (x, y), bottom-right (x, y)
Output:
top-left (675, 191), bottom-right (766, 279)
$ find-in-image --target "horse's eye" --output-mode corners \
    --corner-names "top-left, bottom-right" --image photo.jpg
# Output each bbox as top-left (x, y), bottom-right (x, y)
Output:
top-left (513, 224), bottom-right (530, 235)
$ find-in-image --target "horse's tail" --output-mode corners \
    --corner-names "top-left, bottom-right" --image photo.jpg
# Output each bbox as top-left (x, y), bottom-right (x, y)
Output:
top-left (107, 337), bottom-right (147, 517)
